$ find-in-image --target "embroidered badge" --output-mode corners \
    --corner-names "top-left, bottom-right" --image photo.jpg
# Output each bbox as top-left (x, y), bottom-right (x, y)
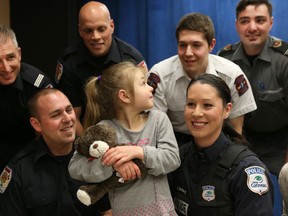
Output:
top-left (235, 74), bottom-right (249, 96)
top-left (55, 62), bottom-right (63, 84)
top-left (34, 74), bottom-right (44, 87)
top-left (223, 44), bottom-right (232, 51)
top-left (202, 185), bottom-right (215, 202)
top-left (245, 166), bottom-right (269, 195)
top-left (273, 40), bottom-right (282, 48)
top-left (147, 73), bottom-right (160, 94)
top-left (0, 166), bottom-right (12, 194)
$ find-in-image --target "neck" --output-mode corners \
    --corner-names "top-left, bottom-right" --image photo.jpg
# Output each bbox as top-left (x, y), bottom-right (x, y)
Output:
top-left (116, 109), bottom-right (148, 130)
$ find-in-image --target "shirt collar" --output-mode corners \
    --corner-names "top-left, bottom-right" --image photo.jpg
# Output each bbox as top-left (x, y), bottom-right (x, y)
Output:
top-left (231, 37), bottom-right (272, 63)
top-left (194, 132), bottom-right (230, 162)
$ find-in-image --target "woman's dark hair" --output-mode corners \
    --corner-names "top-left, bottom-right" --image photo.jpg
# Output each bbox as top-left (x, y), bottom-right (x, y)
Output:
top-left (186, 73), bottom-right (250, 146)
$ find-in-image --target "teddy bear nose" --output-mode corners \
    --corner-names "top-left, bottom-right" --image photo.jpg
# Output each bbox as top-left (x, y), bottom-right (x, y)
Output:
top-left (93, 144), bottom-right (99, 149)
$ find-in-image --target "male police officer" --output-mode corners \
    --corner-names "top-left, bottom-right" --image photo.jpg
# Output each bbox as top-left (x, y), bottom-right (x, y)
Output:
top-left (0, 25), bottom-right (52, 172)
top-left (55, 1), bottom-right (146, 135)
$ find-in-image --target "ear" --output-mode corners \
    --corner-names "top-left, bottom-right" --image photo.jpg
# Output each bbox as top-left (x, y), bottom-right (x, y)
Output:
top-left (30, 117), bottom-right (42, 133)
top-left (18, 48), bottom-right (22, 61)
top-left (110, 19), bottom-right (115, 34)
top-left (209, 38), bottom-right (216, 53)
top-left (224, 102), bottom-right (232, 119)
top-left (118, 89), bottom-right (131, 104)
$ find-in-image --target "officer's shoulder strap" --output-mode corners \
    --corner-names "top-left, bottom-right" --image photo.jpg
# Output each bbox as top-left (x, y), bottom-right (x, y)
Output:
top-left (215, 143), bottom-right (255, 179)
top-left (270, 38), bottom-right (288, 56)
top-left (217, 42), bottom-right (240, 56)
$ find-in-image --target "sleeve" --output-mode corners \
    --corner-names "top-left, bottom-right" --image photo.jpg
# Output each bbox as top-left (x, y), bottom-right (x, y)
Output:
top-left (222, 66), bottom-right (257, 118)
top-left (142, 112), bottom-right (180, 176)
top-left (230, 156), bottom-right (273, 216)
top-left (55, 60), bottom-right (82, 107)
top-left (68, 151), bottom-right (114, 183)
top-left (148, 64), bottom-right (169, 113)
top-left (0, 166), bottom-right (27, 216)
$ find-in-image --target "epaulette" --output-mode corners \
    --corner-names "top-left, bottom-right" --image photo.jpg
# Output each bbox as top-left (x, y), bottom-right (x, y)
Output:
top-left (21, 63), bottom-right (48, 88)
top-left (217, 43), bottom-right (239, 56)
top-left (270, 39), bottom-right (288, 56)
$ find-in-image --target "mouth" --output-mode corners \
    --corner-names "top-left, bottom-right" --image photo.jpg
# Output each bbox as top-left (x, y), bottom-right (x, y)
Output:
top-left (191, 122), bottom-right (207, 129)
top-left (61, 125), bottom-right (73, 132)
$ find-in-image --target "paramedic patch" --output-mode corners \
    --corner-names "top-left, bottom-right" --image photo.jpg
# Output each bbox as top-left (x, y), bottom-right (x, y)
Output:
top-left (147, 73), bottom-right (160, 94)
top-left (174, 197), bottom-right (189, 215)
top-left (245, 166), bottom-right (269, 195)
top-left (234, 74), bottom-right (248, 96)
top-left (202, 185), bottom-right (215, 202)
top-left (0, 166), bottom-right (12, 194)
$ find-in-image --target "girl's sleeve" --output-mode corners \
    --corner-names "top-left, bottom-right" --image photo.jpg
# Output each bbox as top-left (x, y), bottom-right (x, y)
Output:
top-left (68, 151), bottom-right (114, 182)
top-left (143, 112), bottom-right (180, 176)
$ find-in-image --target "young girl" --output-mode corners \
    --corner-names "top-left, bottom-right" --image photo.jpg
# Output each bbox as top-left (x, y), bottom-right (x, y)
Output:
top-left (69, 61), bottom-right (180, 215)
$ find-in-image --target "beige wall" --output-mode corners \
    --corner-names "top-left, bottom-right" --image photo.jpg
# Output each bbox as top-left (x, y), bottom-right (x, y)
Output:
top-left (0, 0), bottom-right (10, 26)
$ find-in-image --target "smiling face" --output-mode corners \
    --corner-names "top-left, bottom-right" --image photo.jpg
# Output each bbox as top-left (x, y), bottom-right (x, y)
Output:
top-left (236, 4), bottom-right (273, 55)
top-left (133, 69), bottom-right (154, 112)
top-left (0, 38), bottom-right (21, 85)
top-left (78, 2), bottom-right (114, 57)
top-left (30, 91), bottom-right (76, 152)
top-left (177, 30), bottom-right (215, 78)
top-left (184, 82), bottom-right (231, 148)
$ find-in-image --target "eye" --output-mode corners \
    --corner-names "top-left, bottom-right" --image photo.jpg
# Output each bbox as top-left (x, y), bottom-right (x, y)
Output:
top-left (98, 26), bottom-right (107, 33)
top-left (186, 101), bottom-right (196, 108)
top-left (66, 106), bottom-right (73, 113)
top-left (7, 54), bottom-right (16, 61)
top-left (203, 103), bottom-right (213, 108)
top-left (255, 17), bottom-right (267, 24)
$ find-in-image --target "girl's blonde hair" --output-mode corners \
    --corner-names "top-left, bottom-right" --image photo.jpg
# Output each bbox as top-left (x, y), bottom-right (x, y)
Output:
top-left (83, 61), bottom-right (145, 130)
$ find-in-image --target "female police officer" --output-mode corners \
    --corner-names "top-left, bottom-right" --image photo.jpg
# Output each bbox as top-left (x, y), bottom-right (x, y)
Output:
top-left (168, 74), bottom-right (273, 216)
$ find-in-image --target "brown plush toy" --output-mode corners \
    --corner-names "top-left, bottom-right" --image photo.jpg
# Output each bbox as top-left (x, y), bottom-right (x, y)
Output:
top-left (74, 123), bottom-right (148, 206)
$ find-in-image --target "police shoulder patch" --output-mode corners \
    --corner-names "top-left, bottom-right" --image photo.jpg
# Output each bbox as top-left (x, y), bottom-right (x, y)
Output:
top-left (0, 166), bottom-right (12, 194)
top-left (147, 73), bottom-right (160, 94)
top-left (271, 39), bottom-right (288, 56)
top-left (55, 62), bottom-right (63, 84)
top-left (235, 74), bottom-right (248, 96)
top-left (245, 166), bottom-right (269, 195)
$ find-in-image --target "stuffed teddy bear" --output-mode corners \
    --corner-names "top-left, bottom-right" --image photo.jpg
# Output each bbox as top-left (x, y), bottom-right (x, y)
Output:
top-left (74, 123), bottom-right (148, 206)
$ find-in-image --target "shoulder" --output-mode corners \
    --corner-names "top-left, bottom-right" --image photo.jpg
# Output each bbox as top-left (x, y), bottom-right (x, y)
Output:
top-left (210, 54), bottom-right (243, 77)
top-left (269, 36), bottom-right (288, 56)
top-left (21, 63), bottom-right (52, 88)
top-left (217, 42), bottom-right (241, 57)
top-left (114, 36), bottom-right (143, 60)
top-left (149, 55), bottom-right (180, 77)
top-left (58, 43), bottom-right (79, 62)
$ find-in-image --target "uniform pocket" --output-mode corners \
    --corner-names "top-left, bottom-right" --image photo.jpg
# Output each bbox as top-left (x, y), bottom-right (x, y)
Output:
top-left (258, 88), bottom-right (284, 102)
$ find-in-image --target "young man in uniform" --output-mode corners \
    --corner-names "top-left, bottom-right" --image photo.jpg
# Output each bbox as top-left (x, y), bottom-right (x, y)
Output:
top-left (0, 88), bottom-right (110, 216)
top-left (55, 1), bottom-right (146, 135)
top-left (148, 12), bottom-right (256, 146)
top-left (0, 25), bottom-right (52, 172)
top-left (218, 0), bottom-right (288, 214)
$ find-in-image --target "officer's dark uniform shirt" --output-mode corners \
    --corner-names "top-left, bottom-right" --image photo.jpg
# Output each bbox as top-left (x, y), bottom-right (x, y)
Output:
top-left (0, 138), bottom-right (110, 216)
top-left (0, 63), bottom-right (52, 172)
top-left (218, 36), bottom-right (288, 174)
top-left (168, 132), bottom-right (273, 216)
top-left (55, 36), bottom-right (145, 116)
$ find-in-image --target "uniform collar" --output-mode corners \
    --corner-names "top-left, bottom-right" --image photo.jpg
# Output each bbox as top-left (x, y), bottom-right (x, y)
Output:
top-left (33, 137), bottom-right (73, 164)
top-left (205, 55), bottom-right (218, 76)
top-left (193, 132), bottom-right (230, 163)
top-left (231, 37), bottom-right (272, 63)
top-left (77, 36), bottom-right (122, 66)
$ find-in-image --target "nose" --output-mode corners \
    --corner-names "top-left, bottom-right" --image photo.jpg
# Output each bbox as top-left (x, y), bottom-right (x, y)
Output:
top-left (192, 105), bottom-right (203, 117)
top-left (0, 60), bottom-right (12, 72)
top-left (148, 83), bottom-right (153, 92)
top-left (185, 45), bottom-right (193, 56)
top-left (91, 30), bottom-right (100, 40)
top-left (62, 111), bottom-right (72, 122)
top-left (248, 20), bottom-right (257, 31)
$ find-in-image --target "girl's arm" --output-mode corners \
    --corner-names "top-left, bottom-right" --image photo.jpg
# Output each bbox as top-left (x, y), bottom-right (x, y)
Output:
top-left (68, 151), bottom-right (114, 183)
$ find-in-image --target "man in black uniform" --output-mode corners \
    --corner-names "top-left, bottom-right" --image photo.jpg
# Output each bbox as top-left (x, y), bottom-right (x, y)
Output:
top-left (0, 25), bottom-right (52, 172)
top-left (0, 88), bottom-right (110, 216)
top-left (55, 1), bottom-right (146, 135)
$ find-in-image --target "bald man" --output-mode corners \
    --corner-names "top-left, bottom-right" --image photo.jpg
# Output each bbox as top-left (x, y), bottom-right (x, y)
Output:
top-left (55, 1), bottom-right (146, 135)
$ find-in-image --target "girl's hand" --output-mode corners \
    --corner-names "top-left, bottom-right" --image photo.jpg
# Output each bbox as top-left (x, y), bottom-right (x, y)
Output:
top-left (113, 161), bottom-right (142, 181)
top-left (102, 145), bottom-right (143, 166)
